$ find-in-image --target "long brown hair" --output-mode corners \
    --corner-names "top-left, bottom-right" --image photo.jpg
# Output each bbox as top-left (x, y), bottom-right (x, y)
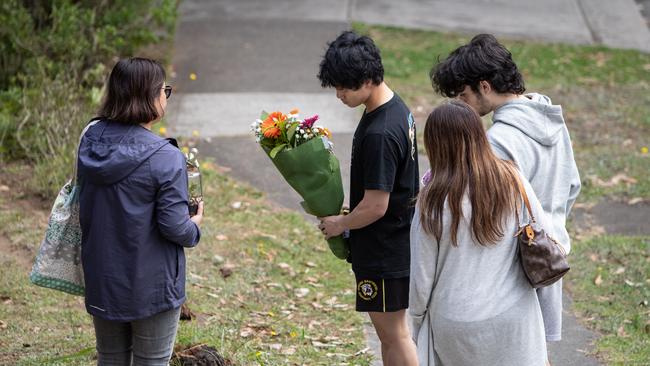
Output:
top-left (419, 100), bottom-right (521, 246)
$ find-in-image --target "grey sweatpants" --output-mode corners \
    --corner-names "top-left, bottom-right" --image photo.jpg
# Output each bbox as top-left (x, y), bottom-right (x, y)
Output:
top-left (537, 279), bottom-right (562, 341)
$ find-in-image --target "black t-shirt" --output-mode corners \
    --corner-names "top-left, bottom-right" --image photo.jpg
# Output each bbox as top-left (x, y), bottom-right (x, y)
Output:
top-left (349, 93), bottom-right (419, 279)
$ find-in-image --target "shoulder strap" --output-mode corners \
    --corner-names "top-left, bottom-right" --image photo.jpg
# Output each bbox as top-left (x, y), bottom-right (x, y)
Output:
top-left (514, 174), bottom-right (536, 224)
top-left (72, 118), bottom-right (102, 184)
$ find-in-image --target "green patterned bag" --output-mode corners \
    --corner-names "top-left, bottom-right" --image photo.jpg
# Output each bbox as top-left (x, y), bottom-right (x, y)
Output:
top-left (29, 120), bottom-right (99, 296)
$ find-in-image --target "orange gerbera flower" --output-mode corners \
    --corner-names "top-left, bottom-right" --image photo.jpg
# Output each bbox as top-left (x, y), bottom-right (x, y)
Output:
top-left (289, 108), bottom-right (299, 115)
top-left (268, 111), bottom-right (287, 123)
top-left (261, 118), bottom-right (281, 138)
top-left (322, 128), bottom-right (332, 138)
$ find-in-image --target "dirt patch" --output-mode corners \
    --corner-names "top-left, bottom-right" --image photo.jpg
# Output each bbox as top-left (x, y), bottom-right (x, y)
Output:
top-left (0, 232), bottom-right (34, 270)
top-left (571, 199), bottom-right (650, 237)
top-left (0, 163), bottom-right (51, 269)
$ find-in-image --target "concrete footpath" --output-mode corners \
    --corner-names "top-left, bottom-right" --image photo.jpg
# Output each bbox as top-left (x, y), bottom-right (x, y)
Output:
top-left (166, 0), bottom-right (650, 364)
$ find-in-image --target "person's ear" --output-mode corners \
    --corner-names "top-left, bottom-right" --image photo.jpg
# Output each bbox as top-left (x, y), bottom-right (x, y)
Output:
top-left (479, 80), bottom-right (491, 95)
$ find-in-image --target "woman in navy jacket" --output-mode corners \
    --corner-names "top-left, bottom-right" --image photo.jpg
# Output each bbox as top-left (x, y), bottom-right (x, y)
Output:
top-left (77, 57), bottom-right (203, 365)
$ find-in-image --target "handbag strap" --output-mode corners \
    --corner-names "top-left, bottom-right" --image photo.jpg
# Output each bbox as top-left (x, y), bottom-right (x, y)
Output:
top-left (72, 118), bottom-right (101, 185)
top-left (514, 173), bottom-right (536, 225)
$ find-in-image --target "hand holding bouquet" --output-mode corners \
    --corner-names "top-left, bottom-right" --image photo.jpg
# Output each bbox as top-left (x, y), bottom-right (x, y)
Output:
top-left (251, 109), bottom-right (349, 259)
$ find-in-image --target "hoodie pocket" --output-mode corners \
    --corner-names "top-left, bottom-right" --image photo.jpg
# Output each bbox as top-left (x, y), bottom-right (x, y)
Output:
top-left (175, 249), bottom-right (185, 284)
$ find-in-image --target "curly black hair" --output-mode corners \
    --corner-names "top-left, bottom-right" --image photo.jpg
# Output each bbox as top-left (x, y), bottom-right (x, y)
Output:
top-left (431, 34), bottom-right (525, 97)
top-left (317, 31), bottom-right (384, 90)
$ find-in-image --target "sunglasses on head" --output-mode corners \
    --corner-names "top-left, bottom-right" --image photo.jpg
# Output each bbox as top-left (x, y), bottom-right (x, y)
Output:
top-left (163, 85), bottom-right (172, 99)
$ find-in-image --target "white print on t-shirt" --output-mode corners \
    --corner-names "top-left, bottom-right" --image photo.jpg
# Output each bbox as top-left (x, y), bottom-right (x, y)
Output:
top-left (408, 113), bottom-right (416, 161)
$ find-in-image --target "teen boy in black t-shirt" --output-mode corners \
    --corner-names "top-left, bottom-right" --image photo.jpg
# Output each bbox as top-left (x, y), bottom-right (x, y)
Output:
top-left (317, 31), bottom-right (418, 366)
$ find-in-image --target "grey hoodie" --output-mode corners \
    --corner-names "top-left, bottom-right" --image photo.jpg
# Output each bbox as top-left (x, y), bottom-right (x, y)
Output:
top-left (488, 93), bottom-right (580, 342)
top-left (488, 93), bottom-right (580, 253)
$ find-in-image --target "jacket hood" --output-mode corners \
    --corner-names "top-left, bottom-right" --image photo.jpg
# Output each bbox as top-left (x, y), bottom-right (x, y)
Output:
top-left (78, 120), bottom-right (171, 185)
top-left (492, 93), bottom-right (565, 146)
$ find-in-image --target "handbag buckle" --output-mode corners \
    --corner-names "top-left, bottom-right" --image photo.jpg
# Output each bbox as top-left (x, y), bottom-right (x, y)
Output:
top-left (525, 225), bottom-right (535, 241)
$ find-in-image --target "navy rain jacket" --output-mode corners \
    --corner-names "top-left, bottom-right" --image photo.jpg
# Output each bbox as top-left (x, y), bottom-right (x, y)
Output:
top-left (77, 120), bottom-right (201, 321)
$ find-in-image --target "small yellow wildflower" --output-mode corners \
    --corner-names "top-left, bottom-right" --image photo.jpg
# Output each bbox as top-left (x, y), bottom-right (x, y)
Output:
top-left (641, 146), bottom-right (648, 154)
top-left (158, 127), bottom-right (167, 136)
top-left (270, 330), bottom-right (278, 336)
top-left (255, 351), bottom-right (262, 357)
top-left (181, 146), bottom-right (189, 154)
top-left (189, 72), bottom-right (197, 81)
top-left (289, 331), bottom-right (298, 338)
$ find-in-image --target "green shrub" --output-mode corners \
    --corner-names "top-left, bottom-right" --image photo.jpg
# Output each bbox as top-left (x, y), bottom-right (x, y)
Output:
top-left (0, 0), bottom-right (178, 197)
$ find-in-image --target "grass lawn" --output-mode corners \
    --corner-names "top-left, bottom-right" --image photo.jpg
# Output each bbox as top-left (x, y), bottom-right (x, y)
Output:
top-left (353, 23), bottom-right (650, 364)
top-left (0, 163), bottom-right (372, 365)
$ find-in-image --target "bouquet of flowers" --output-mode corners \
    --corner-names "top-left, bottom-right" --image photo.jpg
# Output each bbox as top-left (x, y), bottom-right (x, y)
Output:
top-left (251, 109), bottom-right (349, 259)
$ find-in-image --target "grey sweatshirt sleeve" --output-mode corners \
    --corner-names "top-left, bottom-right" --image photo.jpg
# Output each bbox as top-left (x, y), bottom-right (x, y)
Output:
top-left (565, 161), bottom-right (581, 217)
top-left (408, 205), bottom-right (437, 342)
top-left (152, 147), bottom-right (201, 247)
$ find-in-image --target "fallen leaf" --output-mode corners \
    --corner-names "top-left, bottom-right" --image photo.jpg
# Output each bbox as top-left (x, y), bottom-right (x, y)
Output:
top-left (617, 325), bottom-right (628, 337)
top-left (0, 185), bottom-right (9, 192)
top-left (613, 267), bottom-right (626, 275)
top-left (212, 255), bottom-right (225, 265)
top-left (267, 343), bottom-right (282, 351)
top-left (295, 288), bottom-right (310, 298)
top-left (220, 264), bottom-right (235, 278)
top-left (588, 173), bottom-right (637, 187)
top-left (594, 274), bottom-right (603, 286)
top-left (312, 340), bottom-right (333, 348)
top-left (0, 320), bottom-right (7, 329)
top-left (231, 201), bottom-right (242, 209)
top-left (625, 279), bottom-right (643, 287)
top-left (305, 261), bottom-right (317, 268)
top-left (240, 327), bottom-right (255, 338)
top-left (354, 347), bottom-right (370, 356)
top-left (628, 197), bottom-right (644, 205)
top-left (189, 272), bottom-right (206, 281)
top-left (215, 234), bottom-right (228, 241)
top-left (282, 347), bottom-right (296, 355)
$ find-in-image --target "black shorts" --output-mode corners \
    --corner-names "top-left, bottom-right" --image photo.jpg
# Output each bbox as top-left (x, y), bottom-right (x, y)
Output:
top-left (355, 275), bottom-right (409, 312)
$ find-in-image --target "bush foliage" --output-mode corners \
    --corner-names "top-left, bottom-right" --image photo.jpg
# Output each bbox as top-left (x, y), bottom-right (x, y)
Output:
top-left (0, 0), bottom-right (178, 197)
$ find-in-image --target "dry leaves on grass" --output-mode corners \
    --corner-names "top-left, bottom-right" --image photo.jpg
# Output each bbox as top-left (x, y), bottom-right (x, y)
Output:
top-left (171, 344), bottom-right (232, 366)
top-left (588, 173), bottom-right (637, 188)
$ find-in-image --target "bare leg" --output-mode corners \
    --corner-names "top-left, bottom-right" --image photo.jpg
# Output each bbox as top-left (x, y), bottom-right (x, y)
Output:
top-left (368, 310), bottom-right (418, 366)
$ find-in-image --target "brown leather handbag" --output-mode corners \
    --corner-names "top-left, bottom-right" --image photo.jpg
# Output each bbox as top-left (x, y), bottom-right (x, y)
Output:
top-left (515, 177), bottom-right (570, 288)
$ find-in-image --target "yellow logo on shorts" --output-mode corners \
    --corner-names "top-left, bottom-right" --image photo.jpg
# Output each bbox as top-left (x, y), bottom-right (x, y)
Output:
top-left (357, 280), bottom-right (378, 301)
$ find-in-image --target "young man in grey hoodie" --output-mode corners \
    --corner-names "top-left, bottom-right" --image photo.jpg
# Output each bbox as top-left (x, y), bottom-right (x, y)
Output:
top-left (429, 34), bottom-right (581, 354)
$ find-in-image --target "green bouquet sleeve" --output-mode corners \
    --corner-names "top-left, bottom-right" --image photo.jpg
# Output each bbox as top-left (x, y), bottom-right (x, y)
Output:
top-left (264, 137), bottom-right (349, 259)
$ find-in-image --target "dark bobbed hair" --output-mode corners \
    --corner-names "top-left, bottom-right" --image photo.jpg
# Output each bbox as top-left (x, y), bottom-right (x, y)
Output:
top-left (317, 31), bottom-right (384, 90)
top-left (430, 34), bottom-right (525, 98)
top-left (98, 57), bottom-right (166, 125)
top-left (419, 100), bottom-right (522, 246)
